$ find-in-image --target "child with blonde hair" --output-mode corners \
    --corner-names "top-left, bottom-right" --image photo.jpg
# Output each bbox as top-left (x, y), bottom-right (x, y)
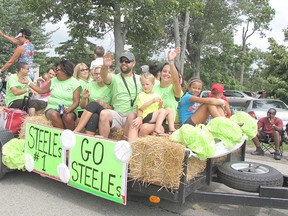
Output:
top-left (130, 72), bottom-right (175, 139)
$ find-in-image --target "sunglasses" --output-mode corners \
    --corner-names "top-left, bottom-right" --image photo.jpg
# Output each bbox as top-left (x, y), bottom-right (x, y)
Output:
top-left (120, 59), bottom-right (133, 64)
top-left (267, 112), bottom-right (275, 115)
top-left (55, 68), bottom-right (62, 72)
top-left (80, 68), bottom-right (89, 72)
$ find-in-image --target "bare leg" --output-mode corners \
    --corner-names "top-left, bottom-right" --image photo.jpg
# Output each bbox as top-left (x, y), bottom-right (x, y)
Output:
top-left (62, 113), bottom-right (76, 130)
top-left (46, 110), bottom-right (65, 129)
top-left (98, 109), bottom-right (112, 138)
top-left (126, 112), bottom-right (138, 142)
top-left (153, 109), bottom-right (168, 133)
top-left (191, 104), bottom-right (224, 125)
top-left (166, 107), bottom-right (176, 132)
top-left (74, 110), bottom-right (93, 132)
top-left (28, 107), bottom-right (36, 116)
top-left (272, 131), bottom-right (281, 151)
top-left (139, 123), bottom-right (155, 137)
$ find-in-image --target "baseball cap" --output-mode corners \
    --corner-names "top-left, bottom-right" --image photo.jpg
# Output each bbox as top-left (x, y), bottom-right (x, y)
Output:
top-left (211, 83), bottom-right (224, 93)
top-left (120, 51), bottom-right (135, 61)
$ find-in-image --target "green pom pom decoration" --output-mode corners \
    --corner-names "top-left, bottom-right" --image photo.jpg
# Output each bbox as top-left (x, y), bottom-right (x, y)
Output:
top-left (2, 138), bottom-right (25, 170)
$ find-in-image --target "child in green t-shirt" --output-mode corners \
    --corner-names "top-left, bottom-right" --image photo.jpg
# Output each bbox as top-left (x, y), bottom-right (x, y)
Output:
top-left (132, 72), bottom-right (176, 136)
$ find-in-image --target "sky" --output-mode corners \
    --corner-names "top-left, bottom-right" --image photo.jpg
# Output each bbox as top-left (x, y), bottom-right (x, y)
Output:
top-left (45, 0), bottom-right (288, 56)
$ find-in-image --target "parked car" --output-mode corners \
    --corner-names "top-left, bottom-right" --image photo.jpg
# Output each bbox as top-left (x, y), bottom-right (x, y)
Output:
top-left (199, 90), bottom-right (254, 110)
top-left (242, 98), bottom-right (288, 129)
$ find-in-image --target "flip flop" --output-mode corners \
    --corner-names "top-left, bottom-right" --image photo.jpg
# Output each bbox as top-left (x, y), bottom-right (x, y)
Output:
top-left (152, 131), bottom-right (169, 137)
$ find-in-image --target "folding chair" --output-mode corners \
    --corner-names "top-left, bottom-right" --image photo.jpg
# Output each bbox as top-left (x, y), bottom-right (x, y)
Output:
top-left (259, 131), bottom-right (284, 156)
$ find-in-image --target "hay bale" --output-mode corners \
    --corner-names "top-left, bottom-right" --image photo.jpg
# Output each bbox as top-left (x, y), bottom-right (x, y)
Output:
top-left (129, 136), bottom-right (186, 190)
top-left (19, 114), bottom-right (53, 139)
top-left (109, 129), bottom-right (124, 140)
top-left (186, 157), bottom-right (206, 181)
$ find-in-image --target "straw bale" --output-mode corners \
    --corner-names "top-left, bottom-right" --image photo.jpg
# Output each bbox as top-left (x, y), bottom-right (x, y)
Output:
top-left (186, 157), bottom-right (206, 181)
top-left (128, 136), bottom-right (186, 190)
top-left (19, 114), bottom-right (53, 139)
top-left (109, 129), bottom-right (123, 140)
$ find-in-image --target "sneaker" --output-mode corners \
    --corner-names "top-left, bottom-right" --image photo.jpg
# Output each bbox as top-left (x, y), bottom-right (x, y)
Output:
top-left (274, 151), bottom-right (281, 160)
top-left (251, 147), bottom-right (264, 156)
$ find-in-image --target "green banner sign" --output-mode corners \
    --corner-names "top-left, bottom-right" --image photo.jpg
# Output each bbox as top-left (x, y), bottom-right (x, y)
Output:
top-left (25, 123), bottom-right (63, 179)
top-left (69, 134), bottom-right (127, 204)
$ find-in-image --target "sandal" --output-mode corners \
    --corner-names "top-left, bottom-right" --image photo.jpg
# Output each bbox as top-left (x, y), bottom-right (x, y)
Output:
top-left (152, 131), bottom-right (169, 136)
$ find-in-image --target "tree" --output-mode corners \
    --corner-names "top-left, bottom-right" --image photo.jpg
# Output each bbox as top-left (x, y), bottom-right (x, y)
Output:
top-left (261, 38), bottom-right (288, 103)
top-left (0, 0), bottom-right (52, 74)
top-left (184, 0), bottom-right (239, 79)
top-left (55, 37), bottom-right (95, 65)
top-left (236, 0), bottom-right (275, 84)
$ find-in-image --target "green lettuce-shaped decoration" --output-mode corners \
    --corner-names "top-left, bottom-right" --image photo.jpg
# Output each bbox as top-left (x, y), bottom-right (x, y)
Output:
top-left (230, 111), bottom-right (258, 140)
top-left (2, 138), bottom-right (25, 170)
top-left (170, 124), bottom-right (216, 160)
top-left (207, 117), bottom-right (243, 149)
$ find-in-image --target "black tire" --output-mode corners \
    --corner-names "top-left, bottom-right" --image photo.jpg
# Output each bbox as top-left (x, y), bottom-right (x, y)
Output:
top-left (217, 161), bottom-right (283, 192)
top-left (0, 147), bottom-right (6, 179)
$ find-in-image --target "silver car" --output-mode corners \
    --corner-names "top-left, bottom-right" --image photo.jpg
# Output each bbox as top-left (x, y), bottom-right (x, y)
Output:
top-left (242, 99), bottom-right (288, 130)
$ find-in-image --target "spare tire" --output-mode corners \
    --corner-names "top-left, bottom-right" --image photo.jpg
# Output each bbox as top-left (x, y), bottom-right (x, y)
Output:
top-left (217, 161), bottom-right (283, 192)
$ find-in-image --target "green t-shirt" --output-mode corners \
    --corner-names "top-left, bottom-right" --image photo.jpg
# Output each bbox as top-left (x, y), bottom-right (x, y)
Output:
top-left (46, 77), bottom-right (80, 112)
top-left (87, 81), bottom-right (112, 105)
top-left (153, 83), bottom-right (182, 121)
top-left (108, 73), bottom-right (142, 115)
top-left (75, 79), bottom-right (89, 114)
top-left (6, 74), bottom-right (31, 106)
top-left (136, 92), bottom-right (161, 119)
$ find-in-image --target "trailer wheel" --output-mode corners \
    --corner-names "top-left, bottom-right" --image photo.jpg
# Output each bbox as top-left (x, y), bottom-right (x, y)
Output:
top-left (217, 161), bottom-right (283, 192)
top-left (0, 147), bottom-right (6, 179)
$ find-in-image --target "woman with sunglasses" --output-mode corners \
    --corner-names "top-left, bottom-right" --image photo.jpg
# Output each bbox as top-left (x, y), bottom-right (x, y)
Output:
top-left (19, 60), bottom-right (81, 130)
top-left (74, 66), bottom-right (112, 135)
top-left (73, 63), bottom-right (91, 118)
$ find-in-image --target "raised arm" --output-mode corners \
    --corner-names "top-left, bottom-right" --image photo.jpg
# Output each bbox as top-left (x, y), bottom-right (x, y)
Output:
top-left (168, 47), bottom-right (182, 98)
top-left (100, 53), bottom-right (114, 84)
top-left (1, 46), bottom-right (24, 71)
top-left (0, 30), bottom-right (21, 45)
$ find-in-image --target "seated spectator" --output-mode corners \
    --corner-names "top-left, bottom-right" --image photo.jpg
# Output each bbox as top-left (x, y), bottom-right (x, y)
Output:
top-left (98, 51), bottom-right (142, 138)
top-left (6, 62), bottom-right (47, 116)
top-left (209, 84), bottom-right (231, 118)
top-left (73, 63), bottom-right (91, 117)
top-left (129, 72), bottom-right (175, 141)
top-left (19, 60), bottom-right (80, 130)
top-left (178, 80), bottom-right (226, 126)
top-left (74, 66), bottom-right (112, 135)
top-left (251, 108), bottom-right (283, 160)
top-left (34, 72), bottom-right (52, 102)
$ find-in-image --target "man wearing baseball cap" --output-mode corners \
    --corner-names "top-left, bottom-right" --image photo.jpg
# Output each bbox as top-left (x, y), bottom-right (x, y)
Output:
top-left (98, 51), bottom-right (142, 138)
top-left (0, 28), bottom-right (35, 80)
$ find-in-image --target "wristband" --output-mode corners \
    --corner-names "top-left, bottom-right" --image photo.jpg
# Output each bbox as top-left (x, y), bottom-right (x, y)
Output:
top-left (168, 60), bottom-right (174, 65)
top-left (28, 81), bottom-right (32, 86)
top-left (26, 88), bottom-right (29, 93)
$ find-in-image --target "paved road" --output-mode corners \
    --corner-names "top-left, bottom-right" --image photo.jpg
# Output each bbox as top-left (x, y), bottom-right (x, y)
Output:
top-left (1, 162), bottom-right (287, 216)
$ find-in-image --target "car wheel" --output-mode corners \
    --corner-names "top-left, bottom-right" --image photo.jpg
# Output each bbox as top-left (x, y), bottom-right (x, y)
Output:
top-left (217, 161), bottom-right (283, 192)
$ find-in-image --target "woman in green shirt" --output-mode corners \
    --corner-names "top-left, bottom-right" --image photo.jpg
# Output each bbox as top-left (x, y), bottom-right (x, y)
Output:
top-left (20, 60), bottom-right (80, 130)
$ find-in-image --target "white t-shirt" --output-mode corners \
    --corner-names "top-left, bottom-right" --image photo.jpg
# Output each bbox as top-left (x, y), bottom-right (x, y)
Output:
top-left (90, 57), bottom-right (103, 69)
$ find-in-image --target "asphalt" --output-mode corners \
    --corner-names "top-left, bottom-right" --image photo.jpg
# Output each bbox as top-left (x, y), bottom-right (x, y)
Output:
top-left (245, 146), bottom-right (288, 176)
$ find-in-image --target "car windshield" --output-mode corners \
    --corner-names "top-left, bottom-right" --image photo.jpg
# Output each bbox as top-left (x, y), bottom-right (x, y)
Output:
top-left (252, 100), bottom-right (288, 109)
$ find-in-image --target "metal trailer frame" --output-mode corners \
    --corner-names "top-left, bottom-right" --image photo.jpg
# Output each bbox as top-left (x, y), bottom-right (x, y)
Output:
top-left (128, 142), bottom-right (288, 209)
top-left (0, 128), bottom-right (287, 209)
